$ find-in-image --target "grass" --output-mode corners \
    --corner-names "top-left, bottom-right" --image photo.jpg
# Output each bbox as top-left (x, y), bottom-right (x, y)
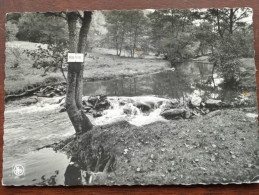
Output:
top-left (5, 41), bottom-right (171, 95)
top-left (5, 41), bottom-right (64, 95)
top-left (84, 48), bottom-right (171, 80)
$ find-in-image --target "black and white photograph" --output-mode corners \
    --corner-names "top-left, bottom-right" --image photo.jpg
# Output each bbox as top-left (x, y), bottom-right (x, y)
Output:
top-left (3, 8), bottom-right (259, 186)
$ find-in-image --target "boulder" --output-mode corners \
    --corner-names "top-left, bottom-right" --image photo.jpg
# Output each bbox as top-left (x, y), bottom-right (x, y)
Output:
top-left (59, 106), bottom-right (66, 113)
top-left (95, 100), bottom-right (110, 110)
top-left (142, 100), bottom-right (155, 109)
top-left (119, 98), bottom-right (132, 106)
top-left (123, 107), bottom-right (132, 115)
top-left (123, 104), bottom-right (138, 115)
top-left (161, 99), bottom-right (179, 111)
top-left (185, 110), bottom-right (192, 119)
top-left (160, 109), bottom-right (186, 119)
top-left (205, 99), bottom-right (222, 108)
top-left (134, 101), bottom-right (151, 111)
top-left (190, 96), bottom-right (202, 107)
top-left (93, 111), bottom-right (102, 118)
top-left (88, 96), bottom-right (98, 105)
top-left (87, 95), bottom-right (110, 111)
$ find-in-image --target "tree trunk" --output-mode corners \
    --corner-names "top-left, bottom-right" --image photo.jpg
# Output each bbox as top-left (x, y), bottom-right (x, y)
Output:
top-left (66, 12), bottom-right (93, 135)
top-left (229, 8), bottom-right (234, 34)
top-left (216, 9), bottom-right (223, 38)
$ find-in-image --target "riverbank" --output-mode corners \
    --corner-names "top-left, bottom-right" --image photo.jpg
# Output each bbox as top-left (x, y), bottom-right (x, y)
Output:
top-left (3, 91), bottom-right (258, 185)
top-left (55, 107), bottom-right (259, 185)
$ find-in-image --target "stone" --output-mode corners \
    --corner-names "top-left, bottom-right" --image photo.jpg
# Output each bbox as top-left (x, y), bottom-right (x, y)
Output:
top-left (160, 109), bottom-right (186, 119)
top-left (95, 100), bottom-right (110, 110)
top-left (88, 96), bottom-right (98, 105)
top-left (87, 95), bottom-right (110, 111)
top-left (143, 100), bottom-right (157, 109)
top-left (162, 100), bottom-right (179, 110)
top-left (134, 101), bottom-right (151, 111)
top-left (47, 92), bottom-right (56, 97)
top-left (59, 106), bottom-right (66, 113)
top-left (191, 96), bottom-right (202, 107)
top-left (93, 111), bottom-right (102, 118)
top-left (205, 99), bottom-right (222, 108)
top-left (205, 110), bottom-right (221, 118)
top-left (185, 110), bottom-right (192, 119)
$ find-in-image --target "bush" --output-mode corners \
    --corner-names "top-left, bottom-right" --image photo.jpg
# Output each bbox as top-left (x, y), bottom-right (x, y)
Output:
top-left (24, 41), bottom-right (68, 81)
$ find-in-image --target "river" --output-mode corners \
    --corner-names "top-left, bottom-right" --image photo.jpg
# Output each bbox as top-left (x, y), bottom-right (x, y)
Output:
top-left (3, 60), bottom-right (250, 185)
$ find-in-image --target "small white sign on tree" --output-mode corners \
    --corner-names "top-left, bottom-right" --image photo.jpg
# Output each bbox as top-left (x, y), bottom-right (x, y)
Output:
top-left (67, 53), bottom-right (84, 62)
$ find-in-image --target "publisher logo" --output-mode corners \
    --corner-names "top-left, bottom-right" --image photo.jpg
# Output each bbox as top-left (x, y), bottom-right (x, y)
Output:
top-left (13, 164), bottom-right (25, 176)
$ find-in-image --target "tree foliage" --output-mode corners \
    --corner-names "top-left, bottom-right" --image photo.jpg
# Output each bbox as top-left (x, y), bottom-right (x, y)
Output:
top-left (24, 41), bottom-right (68, 81)
top-left (147, 9), bottom-right (201, 64)
top-left (16, 13), bottom-right (68, 44)
top-left (104, 10), bottom-right (148, 57)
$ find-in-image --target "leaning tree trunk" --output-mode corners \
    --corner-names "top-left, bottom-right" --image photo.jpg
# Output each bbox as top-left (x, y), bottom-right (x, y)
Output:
top-left (66, 12), bottom-right (93, 134)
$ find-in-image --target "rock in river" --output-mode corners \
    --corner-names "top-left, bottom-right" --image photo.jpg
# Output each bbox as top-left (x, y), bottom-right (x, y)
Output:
top-left (160, 109), bottom-right (186, 119)
top-left (205, 99), bottom-right (222, 108)
top-left (134, 101), bottom-right (152, 111)
top-left (190, 96), bottom-right (202, 107)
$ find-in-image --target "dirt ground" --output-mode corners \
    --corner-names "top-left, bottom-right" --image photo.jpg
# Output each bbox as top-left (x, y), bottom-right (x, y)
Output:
top-left (57, 107), bottom-right (259, 185)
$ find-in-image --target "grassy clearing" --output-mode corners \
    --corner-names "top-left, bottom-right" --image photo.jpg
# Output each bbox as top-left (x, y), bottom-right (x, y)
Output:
top-left (84, 48), bottom-right (171, 80)
top-left (5, 41), bottom-right (64, 95)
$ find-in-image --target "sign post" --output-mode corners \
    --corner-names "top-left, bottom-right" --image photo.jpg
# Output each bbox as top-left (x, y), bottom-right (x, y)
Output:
top-left (67, 53), bottom-right (84, 73)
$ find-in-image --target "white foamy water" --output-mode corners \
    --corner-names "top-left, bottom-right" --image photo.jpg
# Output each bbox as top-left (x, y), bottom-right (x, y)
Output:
top-left (5, 96), bottom-right (64, 114)
top-left (5, 96), bottom-right (171, 127)
top-left (93, 96), bottom-right (170, 126)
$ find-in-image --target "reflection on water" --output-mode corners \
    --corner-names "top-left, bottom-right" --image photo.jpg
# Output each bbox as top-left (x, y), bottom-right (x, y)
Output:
top-left (83, 61), bottom-right (237, 102)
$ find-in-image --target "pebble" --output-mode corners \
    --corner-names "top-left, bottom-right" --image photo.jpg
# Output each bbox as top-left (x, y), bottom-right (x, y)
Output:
top-left (136, 168), bottom-right (141, 172)
top-left (212, 144), bottom-right (217, 148)
top-left (123, 149), bottom-right (128, 154)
